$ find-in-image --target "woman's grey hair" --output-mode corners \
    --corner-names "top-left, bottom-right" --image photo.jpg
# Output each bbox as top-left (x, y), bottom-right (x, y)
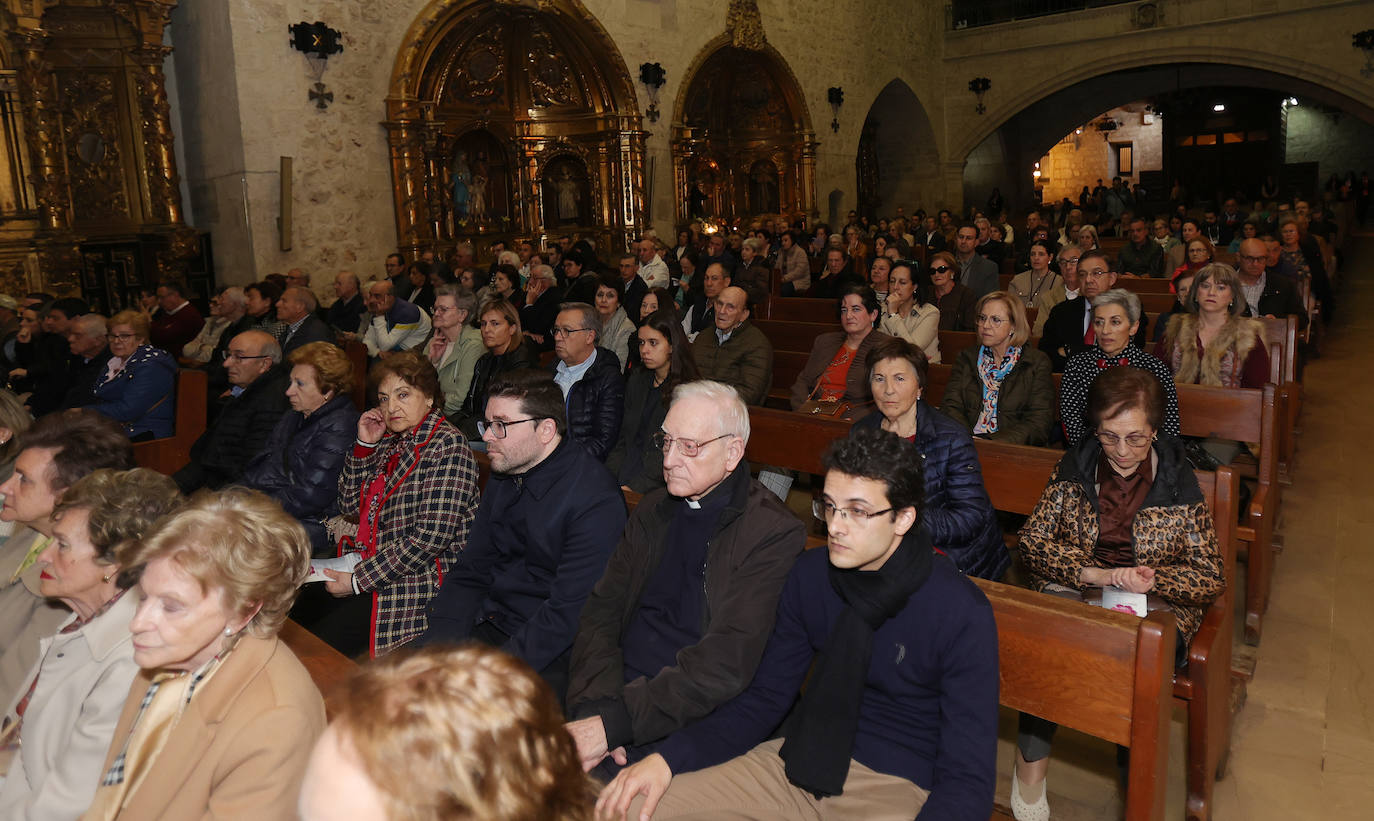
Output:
top-left (1091, 288), bottom-right (1142, 325)
top-left (434, 284), bottom-right (477, 318)
top-left (742, 237), bottom-right (765, 255)
top-left (670, 380), bottom-right (750, 443)
top-left (497, 250), bottom-right (521, 267)
top-left (218, 286), bottom-right (247, 309)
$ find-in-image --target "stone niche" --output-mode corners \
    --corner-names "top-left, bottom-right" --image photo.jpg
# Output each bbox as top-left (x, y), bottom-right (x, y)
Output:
top-left (1038, 103), bottom-right (1163, 204)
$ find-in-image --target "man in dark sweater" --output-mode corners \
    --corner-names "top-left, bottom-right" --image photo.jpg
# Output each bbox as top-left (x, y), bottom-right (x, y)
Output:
top-left (597, 426), bottom-right (999, 820)
top-left (149, 281), bottom-right (204, 355)
top-left (566, 381), bottom-right (805, 776)
top-left (418, 371), bottom-right (625, 703)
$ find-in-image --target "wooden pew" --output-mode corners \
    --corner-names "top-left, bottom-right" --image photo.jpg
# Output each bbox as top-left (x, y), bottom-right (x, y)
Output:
top-left (975, 440), bottom-right (1239, 821)
top-left (998, 273), bottom-right (1177, 295)
top-left (279, 619), bottom-right (359, 718)
top-left (979, 580), bottom-right (1175, 821)
top-left (1174, 383), bottom-right (1283, 645)
top-left (1257, 316), bottom-right (1301, 481)
top-left (765, 297), bottom-right (839, 324)
top-left (132, 368), bottom-right (208, 475)
top-left (344, 340), bottom-right (369, 411)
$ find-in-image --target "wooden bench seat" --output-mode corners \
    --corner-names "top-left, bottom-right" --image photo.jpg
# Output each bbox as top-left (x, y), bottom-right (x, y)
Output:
top-left (980, 580), bottom-right (1176, 821)
top-left (279, 619), bottom-right (359, 718)
top-left (975, 440), bottom-right (1239, 821)
top-left (132, 368), bottom-right (208, 475)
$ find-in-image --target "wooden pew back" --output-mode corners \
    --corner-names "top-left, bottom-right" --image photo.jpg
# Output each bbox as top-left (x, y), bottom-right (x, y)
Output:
top-left (976, 578), bottom-right (1175, 821)
top-left (132, 368), bottom-right (208, 475)
top-left (279, 619), bottom-right (359, 718)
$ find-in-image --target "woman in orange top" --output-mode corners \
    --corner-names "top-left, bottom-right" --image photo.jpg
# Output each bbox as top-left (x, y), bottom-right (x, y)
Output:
top-left (789, 285), bottom-right (893, 412)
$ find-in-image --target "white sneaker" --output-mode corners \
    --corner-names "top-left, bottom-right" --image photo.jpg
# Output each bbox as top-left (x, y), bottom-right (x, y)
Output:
top-left (1010, 774), bottom-right (1050, 821)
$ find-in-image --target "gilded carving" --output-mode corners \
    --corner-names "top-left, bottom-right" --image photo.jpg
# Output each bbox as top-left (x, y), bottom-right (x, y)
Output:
top-left (133, 58), bottom-right (183, 225)
top-left (726, 0), bottom-right (767, 51)
top-left (527, 24), bottom-right (578, 108)
top-left (447, 26), bottom-right (506, 104)
top-left (59, 71), bottom-right (128, 221)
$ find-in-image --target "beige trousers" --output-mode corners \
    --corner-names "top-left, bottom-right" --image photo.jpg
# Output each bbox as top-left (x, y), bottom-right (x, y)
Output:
top-left (634, 738), bottom-right (929, 820)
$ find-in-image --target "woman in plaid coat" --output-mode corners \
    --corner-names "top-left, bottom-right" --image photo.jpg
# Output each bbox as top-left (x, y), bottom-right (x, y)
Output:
top-left (306, 352), bottom-right (479, 657)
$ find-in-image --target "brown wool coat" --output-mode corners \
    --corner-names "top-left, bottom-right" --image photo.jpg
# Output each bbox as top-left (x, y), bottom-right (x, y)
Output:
top-left (82, 635), bottom-right (325, 821)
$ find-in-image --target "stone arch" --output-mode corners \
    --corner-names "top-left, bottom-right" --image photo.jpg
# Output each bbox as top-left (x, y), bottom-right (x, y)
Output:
top-left (958, 56), bottom-right (1374, 207)
top-left (670, 34), bottom-right (818, 225)
top-left (856, 78), bottom-right (941, 219)
top-left (955, 48), bottom-right (1374, 163)
top-left (385, 0), bottom-right (645, 255)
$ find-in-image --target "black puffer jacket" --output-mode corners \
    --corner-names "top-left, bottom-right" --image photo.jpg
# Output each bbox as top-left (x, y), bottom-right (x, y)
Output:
top-left (454, 340), bottom-right (539, 438)
top-left (240, 393), bottom-right (358, 553)
top-left (556, 347), bottom-right (624, 462)
top-left (172, 365), bottom-right (291, 493)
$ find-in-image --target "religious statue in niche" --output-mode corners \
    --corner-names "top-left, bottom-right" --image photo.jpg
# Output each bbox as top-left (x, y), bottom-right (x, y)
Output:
top-left (540, 156), bottom-right (590, 227)
top-left (451, 151), bottom-right (471, 219)
top-left (749, 160), bottom-right (780, 215)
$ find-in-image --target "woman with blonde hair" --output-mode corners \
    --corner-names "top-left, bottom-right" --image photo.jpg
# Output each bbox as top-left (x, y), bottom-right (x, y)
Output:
top-left (82, 488), bottom-right (324, 821)
top-left (298, 645), bottom-right (595, 821)
top-left (241, 341), bottom-right (360, 555)
top-left (453, 297), bottom-right (537, 439)
top-left (941, 291), bottom-right (1055, 446)
top-left (89, 309), bottom-right (176, 440)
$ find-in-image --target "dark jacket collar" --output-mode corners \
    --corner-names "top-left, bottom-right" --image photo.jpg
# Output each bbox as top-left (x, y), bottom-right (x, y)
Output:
top-left (503, 437), bottom-right (575, 500)
top-left (1059, 433), bottom-right (1198, 509)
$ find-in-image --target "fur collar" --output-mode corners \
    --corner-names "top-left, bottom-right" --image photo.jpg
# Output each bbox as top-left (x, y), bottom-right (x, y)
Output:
top-left (1163, 313), bottom-right (1262, 387)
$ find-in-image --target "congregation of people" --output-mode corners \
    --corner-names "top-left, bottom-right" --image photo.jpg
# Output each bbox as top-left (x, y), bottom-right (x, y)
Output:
top-left (0, 169), bottom-right (1350, 821)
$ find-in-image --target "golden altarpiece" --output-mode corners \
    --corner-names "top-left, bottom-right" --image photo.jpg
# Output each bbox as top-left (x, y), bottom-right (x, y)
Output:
top-left (0, 0), bottom-right (201, 311)
top-left (671, 29), bottom-right (818, 227)
top-left (386, 0), bottom-right (647, 260)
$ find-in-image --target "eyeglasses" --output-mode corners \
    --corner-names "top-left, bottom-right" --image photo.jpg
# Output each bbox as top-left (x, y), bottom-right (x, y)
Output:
top-left (106, 333), bottom-right (136, 342)
top-left (652, 431), bottom-right (732, 458)
top-left (1082, 269), bottom-right (1113, 278)
top-left (1059, 257), bottom-right (1080, 265)
top-left (431, 304), bottom-right (458, 314)
top-left (477, 417), bottom-right (542, 439)
top-left (975, 314), bottom-right (1008, 326)
top-left (1096, 431), bottom-right (1153, 448)
top-left (812, 500), bottom-right (895, 522)
top-left (551, 326), bottom-right (593, 339)
top-left (931, 265), bottom-right (952, 273)
top-left (1238, 255), bottom-right (1266, 264)
top-left (222, 350), bottom-right (271, 361)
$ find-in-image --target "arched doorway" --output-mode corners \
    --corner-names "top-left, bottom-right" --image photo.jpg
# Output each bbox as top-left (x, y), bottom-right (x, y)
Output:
top-left (856, 79), bottom-right (941, 219)
top-left (671, 38), bottom-right (817, 226)
top-left (959, 62), bottom-right (1374, 210)
top-left (385, 0), bottom-right (645, 257)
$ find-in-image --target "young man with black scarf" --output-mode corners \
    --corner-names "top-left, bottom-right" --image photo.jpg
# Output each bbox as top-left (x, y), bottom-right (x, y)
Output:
top-left (595, 425), bottom-right (999, 820)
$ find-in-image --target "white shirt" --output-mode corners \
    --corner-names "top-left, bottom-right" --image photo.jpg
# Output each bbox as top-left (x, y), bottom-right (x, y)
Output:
top-left (638, 255), bottom-right (670, 290)
top-left (554, 348), bottom-right (598, 397)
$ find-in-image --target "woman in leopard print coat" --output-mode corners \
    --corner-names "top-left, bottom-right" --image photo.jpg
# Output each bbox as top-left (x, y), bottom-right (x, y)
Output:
top-left (1010, 366), bottom-right (1224, 821)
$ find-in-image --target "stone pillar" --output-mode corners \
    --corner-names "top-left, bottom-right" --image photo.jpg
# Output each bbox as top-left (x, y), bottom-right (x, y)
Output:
top-left (940, 160), bottom-right (967, 211)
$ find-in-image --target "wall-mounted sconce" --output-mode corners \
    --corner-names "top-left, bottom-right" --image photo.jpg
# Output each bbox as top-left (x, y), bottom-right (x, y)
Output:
top-left (1094, 117), bottom-right (1119, 140)
top-left (1354, 29), bottom-right (1374, 77)
top-left (638, 62), bottom-right (666, 123)
top-left (968, 77), bottom-right (991, 115)
top-left (827, 87), bottom-right (844, 133)
top-left (288, 21), bottom-right (344, 110)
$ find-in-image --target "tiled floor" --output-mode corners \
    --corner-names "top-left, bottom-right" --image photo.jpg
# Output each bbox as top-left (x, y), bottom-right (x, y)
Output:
top-left (991, 233), bottom-right (1374, 820)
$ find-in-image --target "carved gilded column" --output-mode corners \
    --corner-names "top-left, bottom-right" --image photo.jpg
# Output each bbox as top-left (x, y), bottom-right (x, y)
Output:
top-left (130, 46), bottom-right (183, 226)
top-left (385, 108), bottom-right (431, 254)
top-left (798, 132), bottom-right (819, 218)
top-left (617, 126), bottom-right (646, 240)
top-left (419, 114), bottom-right (444, 245)
top-left (12, 30), bottom-right (71, 231)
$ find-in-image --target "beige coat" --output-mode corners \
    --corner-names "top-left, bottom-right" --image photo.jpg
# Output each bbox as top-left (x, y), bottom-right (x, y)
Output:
top-left (0, 593), bottom-right (140, 820)
top-left (81, 635), bottom-right (325, 821)
top-left (0, 528), bottom-right (71, 714)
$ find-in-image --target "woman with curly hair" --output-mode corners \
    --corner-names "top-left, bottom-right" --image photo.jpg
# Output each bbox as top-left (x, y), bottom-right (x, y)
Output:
top-left (299, 645), bottom-right (595, 821)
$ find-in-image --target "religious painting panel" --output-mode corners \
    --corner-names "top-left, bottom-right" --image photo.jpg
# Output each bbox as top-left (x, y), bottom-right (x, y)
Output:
top-left (449, 129), bottom-right (511, 232)
top-left (540, 155), bottom-right (592, 228)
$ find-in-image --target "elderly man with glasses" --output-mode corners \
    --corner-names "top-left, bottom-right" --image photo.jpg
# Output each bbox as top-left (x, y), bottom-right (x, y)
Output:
top-left (418, 370), bottom-right (625, 705)
top-left (171, 329), bottom-right (290, 493)
top-left (550, 302), bottom-right (624, 461)
top-left (565, 380), bottom-right (804, 780)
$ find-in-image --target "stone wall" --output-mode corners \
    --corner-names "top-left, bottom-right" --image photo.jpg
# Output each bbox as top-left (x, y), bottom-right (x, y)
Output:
top-left (1285, 104), bottom-right (1374, 183)
top-left (167, 0), bottom-right (948, 291)
top-left (1038, 103), bottom-right (1163, 204)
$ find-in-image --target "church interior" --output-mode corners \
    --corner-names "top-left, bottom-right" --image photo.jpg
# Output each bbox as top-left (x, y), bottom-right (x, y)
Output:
top-left (0, 0), bottom-right (1372, 819)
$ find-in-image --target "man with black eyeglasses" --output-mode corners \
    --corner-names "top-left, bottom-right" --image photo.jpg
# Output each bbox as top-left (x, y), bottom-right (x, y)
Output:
top-left (566, 380), bottom-right (804, 779)
top-left (171, 329), bottom-right (289, 493)
top-left (595, 424), bottom-right (997, 820)
top-left (1038, 251), bottom-right (1148, 371)
top-left (1236, 238), bottom-right (1306, 329)
top-left (419, 370), bottom-right (625, 705)
top-left (552, 302), bottom-right (624, 461)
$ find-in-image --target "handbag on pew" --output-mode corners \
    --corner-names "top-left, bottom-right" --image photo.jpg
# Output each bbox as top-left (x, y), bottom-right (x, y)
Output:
top-left (797, 373), bottom-right (871, 420)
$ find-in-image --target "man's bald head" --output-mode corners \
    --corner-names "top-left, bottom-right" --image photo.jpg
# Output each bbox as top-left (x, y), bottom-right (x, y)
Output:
top-left (714, 286), bottom-right (750, 333)
top-left (367, 280), bottom-right (396, 315)
top-left (224, 329), bottom-right (280, 388)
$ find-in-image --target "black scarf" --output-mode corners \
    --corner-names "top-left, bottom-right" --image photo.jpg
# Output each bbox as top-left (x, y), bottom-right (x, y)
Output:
top-left (779, 524), bottom-right (934, 798)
